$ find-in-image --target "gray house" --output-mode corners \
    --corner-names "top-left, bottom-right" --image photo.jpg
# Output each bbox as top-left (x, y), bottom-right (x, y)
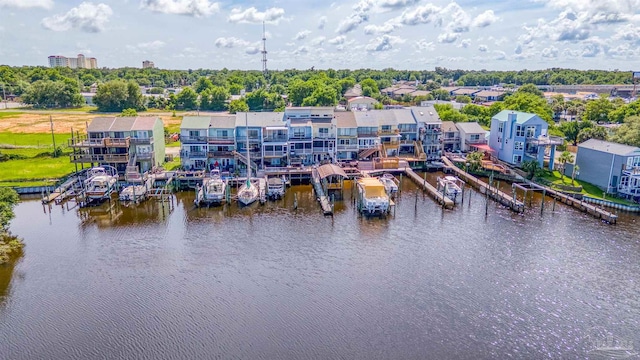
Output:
top-left (575, 139), bottom-right (640, 196)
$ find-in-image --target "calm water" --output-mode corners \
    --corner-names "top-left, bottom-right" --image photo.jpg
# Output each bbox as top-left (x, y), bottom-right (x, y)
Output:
top-left (1, 177), bottom-right (639, 359)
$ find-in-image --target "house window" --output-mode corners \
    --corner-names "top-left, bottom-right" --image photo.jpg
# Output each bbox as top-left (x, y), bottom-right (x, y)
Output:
top-left (526, 126), bottom-right (535, 138)
top-left (515, 125), bottom-right (525, 137)
top-left (498, 122), bottom-right (504, 133)
top-left (513, 155), bottom-right (522, 163)
top-left (514, 141), bottom-right (524, 150)
top-left (470, 134), bottom-right (480, 141)
top-left (292, 127), bottom-right (306, 138)
top-left (248, 129), bottom-right (259, 138)
top-left (319, 128), bottom-right (328, 136)
top-left (189, 130), bottom-right (200, 137)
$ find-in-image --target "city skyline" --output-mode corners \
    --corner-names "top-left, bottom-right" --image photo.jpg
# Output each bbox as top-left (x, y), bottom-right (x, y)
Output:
top-left (1, 0), bottom-right (640, 71)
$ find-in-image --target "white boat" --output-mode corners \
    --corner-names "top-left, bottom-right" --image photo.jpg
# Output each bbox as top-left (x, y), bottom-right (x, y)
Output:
top-left (356, 177), bottom-right (390, 215)
top-left (119, 185), bottom-right (147, 202)
top-left (436, 175), bottom-right (464, 202)
top-left (195, 169), bottom-right (227, 206)
top-left (237, 178), bottom-right (259, 206)
top-left (266, 176), bottom-right (285, 199)
top-left (378, 173), bottom-right (399, 196)
top-left (84, 167), bottom-right (119, 200)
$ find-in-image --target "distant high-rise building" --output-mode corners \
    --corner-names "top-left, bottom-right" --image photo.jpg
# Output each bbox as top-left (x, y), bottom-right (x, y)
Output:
top-left (142, 60), bottom-right (155, 69)
top-left (48, 54), bottom-right (98, 69)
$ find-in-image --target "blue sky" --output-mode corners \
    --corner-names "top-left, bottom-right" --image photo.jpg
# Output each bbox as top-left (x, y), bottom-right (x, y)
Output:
top-left (1, 0), bottom-right (639, 71)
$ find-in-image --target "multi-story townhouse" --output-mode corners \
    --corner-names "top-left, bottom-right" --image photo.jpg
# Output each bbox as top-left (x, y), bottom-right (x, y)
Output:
top-left (410, 106), bottom-right (442, 161)
top-left (207, 115), bottom-right (236, 172)
top-left (180, 116), bottom-right (210, 170)
top-left (262, 123), bottom-right (289, 168)
top-left (334, 111), bottom-right (358, 162)
top-left (441, 121), bottom-right (461, 152)
top-left (392, 109), bottom-right (419, 156)
top-left (353, 111), bottom-right (381, 160)
top-left (69, 116), bottom-right (165, 175)
top-left (374, 111), bottom-right (400, 157)
top-left (456, 122), bottom-right (487, 152)
top-left (235, 112), bottom-right (284, 173)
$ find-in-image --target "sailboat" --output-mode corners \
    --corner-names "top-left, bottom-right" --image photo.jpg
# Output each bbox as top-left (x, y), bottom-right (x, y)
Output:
top-left (237, 113), bottom-right (259, 206)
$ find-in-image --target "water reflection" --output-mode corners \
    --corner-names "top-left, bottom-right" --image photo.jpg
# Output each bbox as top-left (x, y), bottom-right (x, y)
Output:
top-left (1, 179), bottom-right (639, 359)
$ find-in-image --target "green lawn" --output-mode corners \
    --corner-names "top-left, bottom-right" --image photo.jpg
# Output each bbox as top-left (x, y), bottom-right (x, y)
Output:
top-left (0, 111), bottom-right (24, 118)
top-left (538, 170), bottom-right (637, 205)
top-left (0, 156), bottom-right (75, 182)
top-left (164, 156), bottom-right (181, 170)
top-left (166, 140), bottom-right (180, 148)
top-left (0, 132), bottom-right (71, 148)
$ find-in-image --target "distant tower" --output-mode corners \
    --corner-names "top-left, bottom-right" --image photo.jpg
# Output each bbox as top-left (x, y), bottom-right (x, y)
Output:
top-left (261, 22), bottom-right (268, 78)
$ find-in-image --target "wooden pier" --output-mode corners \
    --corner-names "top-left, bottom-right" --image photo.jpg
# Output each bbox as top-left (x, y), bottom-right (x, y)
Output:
top-left (404, 168), bottom-right (455, 209)
top-left (441, 157), bottom-right (524, 212)
top-left (312, 168), bottom-right (333, 215)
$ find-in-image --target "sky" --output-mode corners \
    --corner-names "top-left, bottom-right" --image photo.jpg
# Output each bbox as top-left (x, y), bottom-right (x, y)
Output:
top-left (1, 0), bottom-right (640, 71)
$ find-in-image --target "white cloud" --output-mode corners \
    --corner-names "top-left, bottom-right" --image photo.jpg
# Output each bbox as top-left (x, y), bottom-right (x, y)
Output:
top-left (336, 13), bottom-right (368, 34)
top-left (140, 0), bottom-right (220, 17)
top-left (42, 2), bottom-right (112, 33)
top-left (310, 36), bottom-right (326, 46)
top-left (328, 35), bottom-right (346, 45)
top-left (228, 7), bottom-right (285, 24)
top-left (458, 38), bottom-right (471, 48)
top-left (536, 0), bottom-right (636, 24)
top-left (520, 9), bottom-right (591, 44)
top-left (138, 40), bottom-right (165, 50)
top-left (0, 0), bottom-right (52, 9)
top-left (214, 37), bottom-right (250, 48)
top-left (613, 23), bottom-right (640, 43)
top-left (398, 4), bottom-right (441, 25)
top-left (493, 50), bottom-right (506, 60)
top-left (318, 16), bottom-right (327, 30)
top-left (293, 46), bottom-right (309, 55)
top-left (478, 44), bottom-right (488, 52)
top-left (363, 22), bottom-right (400, 35)
top-left (471, 10), bottom-right (498, 28)
top-left (366, 34), bottom-right (405, 51)
top-left (415, 39), bottom-right (435, 51)
top-left (294, 30), bottom-right (311, 40)
top-left (581, 42), bottom-right (601, 57)
top-left (541, 46), bottom-right (558, 58)
top-left (245, 47), bottom-right (260, 55)
top-left (375, 0), bottom-right (421, 10)
top-left (437, 32), bottom-right (459, 44)
top-left (514, 44), bottom-right (523, 54)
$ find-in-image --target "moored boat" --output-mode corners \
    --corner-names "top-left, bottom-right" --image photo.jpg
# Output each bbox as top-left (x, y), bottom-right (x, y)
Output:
top-left (237, 178), bottom-right (259, 206)
top-left (356, 177), bottom-right (390, 215)
top-left (195, 169), bottom-right (227, 206)
top-left (266, 176), bottom-right (285, 200)
top-left (378, 173), bottom-right (399, 196)
top-left (119, 184), bottom-right (147, 202)
top-left (436, 175), bottom-right (464, 202)
top-left (84, 167), bottom-right (119, 201)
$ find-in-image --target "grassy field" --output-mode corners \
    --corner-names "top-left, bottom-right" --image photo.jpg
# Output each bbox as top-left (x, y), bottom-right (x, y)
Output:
top-left (538, 170), bottom-right (637, 205)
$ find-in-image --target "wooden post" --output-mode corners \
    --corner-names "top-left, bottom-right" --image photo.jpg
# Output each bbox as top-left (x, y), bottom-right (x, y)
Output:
top-left (552, 196), bottom-right (556, 212)
top-left (541, 189), bottom-right (546, 215)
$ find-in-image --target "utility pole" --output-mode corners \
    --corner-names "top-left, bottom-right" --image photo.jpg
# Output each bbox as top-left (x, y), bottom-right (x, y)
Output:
top-left (50, 115), bottom-right (57, 157)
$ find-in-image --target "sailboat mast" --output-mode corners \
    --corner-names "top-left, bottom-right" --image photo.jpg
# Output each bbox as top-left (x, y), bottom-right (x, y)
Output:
top-left (246, 112), bottom-right (251, 181)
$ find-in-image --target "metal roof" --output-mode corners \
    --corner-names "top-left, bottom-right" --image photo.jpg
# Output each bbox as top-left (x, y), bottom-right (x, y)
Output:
top-left (182, 116), bottom-right (211, 129)
top-left (492, 110), bottom-right (539, 124)
top-left (456, 122), bottom-right (486, 134)
top-left (87, 117), bottom-right (116, 132)
top-left (578, 139), bottom-right (640, 156)
top-left (131, 117), bottom-right (159, 131)
top-left (335, 111), bottom-right (357, 128)
top-left (209, 115), bottom-right (236, 129)
top-left (409, 106), bottom-right (441, 124)
top-left (236, 112), bottom-right (285, 127)
top-left (441, 121), bottom-right (458, 133)
top-left (316, 164), bottom-right (349, 180)
top-left (353, 111), bottom-right (379, 127)
top-left (391, 109), bottom-right (417, 125)
top-left (109, 117), bottom-right (137, 132)
top-left (371, 110), bottom-right (398, 126)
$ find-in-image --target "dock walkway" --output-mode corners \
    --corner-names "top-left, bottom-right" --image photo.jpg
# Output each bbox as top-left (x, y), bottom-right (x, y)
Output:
top-left (312, 169), bottom-right (333, 215)
top-left (404, 168), bottom-right (455, 209)
top-left (442, 157), bottom-right (524, 212)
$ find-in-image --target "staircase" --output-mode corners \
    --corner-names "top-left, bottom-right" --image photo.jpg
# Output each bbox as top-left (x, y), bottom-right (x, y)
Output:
top-left (414, 140), bottom-right (426, 160)
top-left (358, 145), bottom-right (381, 160)
top-left (124, 154), bottom-right (143, 182)
top-left (232, 151), bottom-right (258, 174)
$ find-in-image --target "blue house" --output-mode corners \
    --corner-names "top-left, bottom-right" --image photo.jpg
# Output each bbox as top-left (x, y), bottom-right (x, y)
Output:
top-left (575, 139), bottom-right (640, 196)
top-left (489, 110), bottom-right (562, 169)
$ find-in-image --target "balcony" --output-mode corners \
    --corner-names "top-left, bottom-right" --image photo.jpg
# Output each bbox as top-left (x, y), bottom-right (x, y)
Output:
top-left (357, 131), bottom-right (379, 137)
top-left (208, 150), bottom-right (234, 158)
top-left (526, 135), bottom-right (564, 146)
top-left (314, 133), bottom-right (335, 139)
top-left (289, 135), bottom-right (312, 140)
top-left (103, 137), bottom-right (130, 147)
top-left (263, 150), bottom-right (287, 158)
top-left (622, 165), bottom-right (640, 175)
top-left (68, 136), bottom-right (105, 147)
top-left (136, 152), bottom-right (154, 161)
top-left (263, 135), bottom-right (288, 142)
top-left (181, 135), bottom-right (208, 144)
top-left (379, 129), bottom-right (399, 136)
top-left (130, 137), bottom-right (153, 145)
top-left (442, 136), bottom-right (460, 143)
top-left (337, 144), bottom-right (359, 151)
top-left (181, 151), bottom-right (207, 158)
top-left (291, 149), bottom-right (313, 156)
top-left (236, 136), bottom-right (262, 143)
top-left (208, 136), bottom-right (235, 144)
top-left (70, 153), bottom-right (129, 163)
top-left (465, 138), bottom-right (487, 145)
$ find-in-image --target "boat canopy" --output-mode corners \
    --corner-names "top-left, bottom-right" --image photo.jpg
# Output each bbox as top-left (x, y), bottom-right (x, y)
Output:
top-left (358, 178), bottom-right (387, 197)
top-left (316, 164), bottom-right (349, 180)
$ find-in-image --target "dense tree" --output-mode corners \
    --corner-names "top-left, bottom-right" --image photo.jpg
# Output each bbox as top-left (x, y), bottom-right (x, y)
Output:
top-left (611, 116), bottom-right (640, 147)
top-left (287, 79), bottom-right (316, 106)
top-left (558, 151), bottom-right (574, 179)
top-left (22, 79), bottom-right (84, 108)
top-left (559, 120), bottom-right (593, 145)
top-left (194, 77), bottom-right (214, 94)
top-left (302, 85), bottom-right (338, 107)
top-left (516, 83), bottom-right (544, 97)
top-left (577, 126), bottom-right (608, 143)
top-left (0, 187), bottom-right (19, 231)
top-left (455, 95), bottom-right (472, 104)
top-left (501, 92), bottom-right (553, 123)
top-left (434, 104), bottom-right (469, 122)
top-left (228, 99), bottom-right (249, 114)
top-left (431, 89), bottom-right (451, 101)
top-left (175, 87), bottom-right (198, 110)
top-left (461, 104), bottom-right (492, 126)
top-left (93, 80), bottom-right (145, 112)
top-left (119, 108), bottom-right (138, 117)
top-left (583, 95), bottom-right (616, 123)
top-left (200, 86), bottom-right (229, 111)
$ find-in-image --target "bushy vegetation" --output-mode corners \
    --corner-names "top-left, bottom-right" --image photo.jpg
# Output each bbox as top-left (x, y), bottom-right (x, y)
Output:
top-left (0, 187), bottom-right (23, 264)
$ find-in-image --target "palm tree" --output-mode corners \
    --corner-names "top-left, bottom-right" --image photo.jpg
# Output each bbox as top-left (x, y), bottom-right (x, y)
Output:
top-left (465, 151), bottom-right (484, 172)
top-left (571, 164), bottom-right (580, 186)
top-left (558, 151), bottom-right (575, 180)
top-left (521, 159), bottom-right (541, 180)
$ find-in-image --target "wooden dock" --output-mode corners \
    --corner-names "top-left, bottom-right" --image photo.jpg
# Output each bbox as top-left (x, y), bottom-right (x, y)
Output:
top-left (404, 168), bottom-right (455, 209)
top-left (42, 177), bottom-right (80, 204)
top-left (312, 169), bottom-right (333, 215)
top-left (441, 157), bottom-right (524, 212)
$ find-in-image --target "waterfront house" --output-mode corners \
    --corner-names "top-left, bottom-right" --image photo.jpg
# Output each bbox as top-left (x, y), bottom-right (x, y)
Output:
top-left (575, 139), bottom-right (640, 196)
top-left (489, 110), bottom-right (561, 169)
top-left (236, 112), bottom-right (284, 173)
top-left (284, 107), bottom-right (336, 165)
top-left (441, 121), bottom-right (460, 152)
top-left (410, 106), bottom-right (442, 161)
top-left (70, 116), bottom-right (165, 175)
top-left (456, 122), bottom-right (487, 152)
top-left (335, 111), bottom-right (358, 161)
top-left (354, 111), bottom-right (381, 160)
top-left (180, 116), bottom-right (210, 170)
top-left (207, 115), bottom-right (236, 172)
top-left (393, 109), bottom-right (419, 156)
top-left (375, 111), bottom-right (400, 157)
